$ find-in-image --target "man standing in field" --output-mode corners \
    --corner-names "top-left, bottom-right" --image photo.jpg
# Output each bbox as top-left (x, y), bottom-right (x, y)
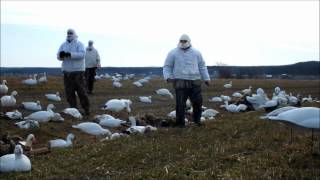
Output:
top-left (163, 34), bottom-right (210, 127)
top-left (85, 40), bottom-right (101, 94)
top-left (57, 28), bottom-right (90, 116)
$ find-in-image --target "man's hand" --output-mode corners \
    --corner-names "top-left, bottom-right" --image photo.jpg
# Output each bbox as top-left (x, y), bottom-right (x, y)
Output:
top-left (204, 80), bottom-right (210, 86)
top-left (59, 51), bottom-right (66, 58)
top-left (65, 52), bottom-right (71, 58)
top-left (166, 78), bottom-right (174, 83)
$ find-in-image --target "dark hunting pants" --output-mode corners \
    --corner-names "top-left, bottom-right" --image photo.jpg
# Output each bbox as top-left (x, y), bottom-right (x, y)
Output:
top-left (174, 79), bottom-right (203, 126)
top-left (63, 71), bottom-right (90, 113)
top-left (85, 67), bottom-right (97, 93)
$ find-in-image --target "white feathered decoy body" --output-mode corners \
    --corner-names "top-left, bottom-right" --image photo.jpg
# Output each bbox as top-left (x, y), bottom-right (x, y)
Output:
top-left (63, 108), bottom-right (83, 119)
top-left (156, 88), bottom-right (173, 99)
top-left (45, 92), bottom-right (61, 101)
top-left (72, 122), bottom-right (112, 136)
top-left (103, 99), bottom-right (131, 113)
top-left (0, 80), bottom-right (8, 94)
top-left (267, 107), bottom-right (320, 129)
top-left (49, 133), bottom-right (74, 148)
top-left (22, 101), bottom-right (42, 111)
top-left (1, 91), bottom-right (18, 107)
top-left (0, 145), bottom-right (31, 173)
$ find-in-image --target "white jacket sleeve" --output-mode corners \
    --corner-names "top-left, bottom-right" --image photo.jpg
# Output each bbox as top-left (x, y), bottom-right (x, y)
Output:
top-left (57, 44), bottom-right (64, 61)
top-left (96, 50), bottom-right (101, 64)
top-left (163, 51), bottom-right (174, 80)
top-left (198, 53), bottom-right (210, 81)
top-left (70, 42), bottom-right (85, 60)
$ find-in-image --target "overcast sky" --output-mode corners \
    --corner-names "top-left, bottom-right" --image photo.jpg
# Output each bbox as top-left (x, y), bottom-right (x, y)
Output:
top-left (1, 1), bottom-right (319, 67)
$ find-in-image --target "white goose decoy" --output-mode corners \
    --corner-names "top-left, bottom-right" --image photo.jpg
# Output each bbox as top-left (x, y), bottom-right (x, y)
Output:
top-left (232, 92), bottom-right (243, 98)
top-left (242, 86), bottom-right (252, 95)
top-left (112, 81), bottom-right (122, 88)
top-left (138, 78), bottom-right (149, 84)
top-left (237, 104), bottom-right (248, 112)
top-left (167, 110), bottom-right (176, 118)
top-left (22, 101), bottom-right (42, 111)
top-left (49, 133), bottom-right (75, 148)
top-left (209, 96), bottom-right (223, 102)
top-left (0, 80), bottom-right (8, 94)
top-left (22, 74), bottom-right (38, 86)
top-left (63, 108), bottom-right (83, 119)
top-left (246, 88), bottom-right (268, 111)
top-left (38, 72), bottom-right (47, 83)
top-left (260, 106), bottom-right (298, 119)
top-left (18, 134), bottom-right (36, 150)
top-left (201, 109), bottom-right (219, 118)
top-left (223, 81), bottom-right (232, 89)
top-left (302, 95), bottom-right (313, 103)
top-left (267, 107), bottom-right (320, 129)
top-left (133, 81), bottom-right (143, 87)
top-left (24, 104), bottom-right (64, 123)
top-left (220, 95), bottom-right (231, 102)
top-left (45, 92), bottom-right (61, 102)
top-left (4, 110), bottom-right (23, 120)
top-left (102, 99), bottom-right (131, 113)
top-left (139, 96), bottom-right (152, 103)
top-left (156, 88), bottom-right (173, 99)
top-left (223, 101), bottom-right (238, 113)
top-left (72, 122), bottom-right (112, 137)
top-left (1, 90), bottom-right (18, 107)
top-left (126, 116), bottom-right (157, 134)
top-left (94, 114), bottom-right (126, 128)
top-left (0, 145), bottom-right (31, 173)
top-left (15, 120), bottom-right (40, 129)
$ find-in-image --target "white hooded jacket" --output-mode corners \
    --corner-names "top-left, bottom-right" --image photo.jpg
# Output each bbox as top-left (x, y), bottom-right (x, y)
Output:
top-left (85, 47), bottom-right (100, 68)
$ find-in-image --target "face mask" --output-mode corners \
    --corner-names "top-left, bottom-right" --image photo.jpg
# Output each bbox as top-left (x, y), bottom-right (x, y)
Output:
top-left (178, 42), bottom-right (191, 49)
top-left (67, 35), bottom-right (74, 42)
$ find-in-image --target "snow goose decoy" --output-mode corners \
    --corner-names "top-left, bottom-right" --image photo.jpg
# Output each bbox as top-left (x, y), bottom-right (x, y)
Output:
top-left (63, 108), bottom-right (83, 119)
top-left (45, 92), bottom-right (61, 102)
top-left (49, 133), bottom-right (75, 149)
top-left (1, 90), bottom-right (18, 107)
top-left (24, 104), bottom-right (64, 123)
top-left (126, 116), bottom-right (157, 134)
top-left (209, 96), bottom-right (223, 102)
top-left (38, 72), bottom-right (47, 83)
top-left (72, 122), bottom-right (112, 137)
top-left (112, 81), bottom-right (122, 88)
top-left (201, 109), bottom-right (219, 118)
top-left (15, 120), bottom-right (40, 129)
top-left (156, 88), bottom-right (174, 99)
top-left (223, 81), bottom-right (232, 89)
top-left (94, 114), bottom-right (126, 128)
top-left (260, 106), bottom-right (298, 119)
top-left (0, 145), bottom-right (31, 173)
top-left (18, 134), bottom-right (36, 151)
top-left (302, 95), bottom-right (313, 103)
top-left (3, 110), bottom-right (23, 120)
top-left (223, 101), bottom-right (239, 113)
top-left (0, 80), bottom-right (8, 94)
top-left (232, 92), bottom-right (243, 98)
top-left (133, 81), bottom-right (143, 87)
top-left (22, 74), bottom-right (38, 86)
top-left (21, 101), bottom-right (42, 111)
top-left (102, 99), bottom-right (131, 113)
top-left (139, 96), bottom-right (152, 103)
top-left (267, 107), bottom-right (320, 129)
top-left (242, 86), bottom-right (252, 95)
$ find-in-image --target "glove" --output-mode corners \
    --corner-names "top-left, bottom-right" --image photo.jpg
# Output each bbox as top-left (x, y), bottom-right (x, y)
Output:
top-left (59, 51), bottom-right (66, 58)
top-left (205, 80), bottom-right (210, 86)
top-left (166, 78), bottom-right (174, 83)
top-left (65, 52), bottom-right (71, 58)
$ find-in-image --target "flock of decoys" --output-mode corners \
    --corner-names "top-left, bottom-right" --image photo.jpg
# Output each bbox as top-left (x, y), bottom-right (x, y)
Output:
top-left (0, 73), bottom-right (319, 173)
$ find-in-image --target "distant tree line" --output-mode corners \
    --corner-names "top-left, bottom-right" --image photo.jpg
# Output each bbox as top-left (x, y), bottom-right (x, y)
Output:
top-left (1, 61), bottom-right (319, 79)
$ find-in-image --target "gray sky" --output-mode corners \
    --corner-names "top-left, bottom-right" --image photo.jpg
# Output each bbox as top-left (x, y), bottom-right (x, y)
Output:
top-left (1, 1), bottom-right (319, 67)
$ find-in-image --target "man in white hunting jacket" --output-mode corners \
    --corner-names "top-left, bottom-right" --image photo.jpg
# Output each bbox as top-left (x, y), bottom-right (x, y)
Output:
top-left (57, 28), bottom-right (90, 116)
top-left (163, 34), bottom-right (210, 127)
top-left (84, 40), bottom-right (101, 94)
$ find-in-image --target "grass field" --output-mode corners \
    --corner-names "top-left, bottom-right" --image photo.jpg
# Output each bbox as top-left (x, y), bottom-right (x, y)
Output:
top-left (0, 75), bottom-right (320, 179)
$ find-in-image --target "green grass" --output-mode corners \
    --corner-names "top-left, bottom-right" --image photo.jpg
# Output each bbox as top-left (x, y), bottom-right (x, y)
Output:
top-left (1, 76), bottom-right (320, 179)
